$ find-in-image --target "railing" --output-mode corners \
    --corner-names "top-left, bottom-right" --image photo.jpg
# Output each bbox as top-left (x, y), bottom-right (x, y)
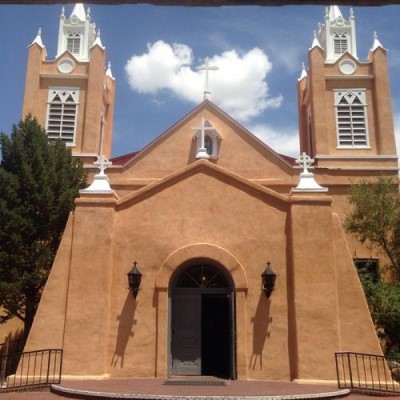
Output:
top-left (335, 351), bottom-right (400, 394)
top-left (0, 349), bottom-right (62, 390)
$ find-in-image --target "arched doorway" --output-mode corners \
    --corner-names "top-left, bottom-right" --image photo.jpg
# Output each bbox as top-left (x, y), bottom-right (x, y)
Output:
top-left (169, 261), bottom-right (236, 379)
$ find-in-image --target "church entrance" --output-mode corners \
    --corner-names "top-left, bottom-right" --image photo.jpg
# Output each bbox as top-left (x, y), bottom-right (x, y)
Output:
top-left (170, 262), bottom-right (236, 379)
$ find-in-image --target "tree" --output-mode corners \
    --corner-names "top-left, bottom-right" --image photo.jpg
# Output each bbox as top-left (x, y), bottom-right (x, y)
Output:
top-left (345, 177), bottom-right (400, 356)
top-left (344, 176), bottom-right (400, 277)
top-left (0, 115), bottom-right (86, 338)
top-left (357, 269), bottom-right (400, 357)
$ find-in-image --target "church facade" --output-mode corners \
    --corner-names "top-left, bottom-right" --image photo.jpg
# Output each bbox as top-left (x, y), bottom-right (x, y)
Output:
top-left (21, 5), bottom-right (398, 382)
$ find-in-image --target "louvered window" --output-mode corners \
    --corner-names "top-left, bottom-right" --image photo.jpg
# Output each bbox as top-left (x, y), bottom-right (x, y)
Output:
top-left (66, 32), bottom-right (80, 55)
top-left (334, 90), bottom-right (368, 147)
top-left (334, 33), bottom-right (348, 55)
top-left (46, 88), bottom-right (79, 144)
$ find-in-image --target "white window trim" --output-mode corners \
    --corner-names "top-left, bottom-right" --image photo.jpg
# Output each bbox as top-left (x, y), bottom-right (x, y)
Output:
top-left (334, 89), bottom-right (370, 149)
top-left (45, 87), bottom-right (80, 146)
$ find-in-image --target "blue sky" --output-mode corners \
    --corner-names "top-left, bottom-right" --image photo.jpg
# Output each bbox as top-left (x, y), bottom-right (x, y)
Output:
top-left (1, 4), bottom-right (400, 158)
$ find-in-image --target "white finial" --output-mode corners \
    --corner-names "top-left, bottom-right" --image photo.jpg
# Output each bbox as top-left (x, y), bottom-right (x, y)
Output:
top-left (32, 27), bottom-right (44, 47)
top-left (371, 31), bottom-right (384, 51)
top-left (92, 28), bottom-right (104, 49)
top-left (197, 57), bottom-right (219, 100)
top-left (292, 152), bottom-right (328, 193)
top-left (310, 31), bottom-right (322, 50)
top-left (298, 63), bottom-right (307, 81)
top-left (350, 7), bottom-right (354, 18)
top-left (60, 6), bottom-right (65, 18)
top-left (87, 7), bottom-right (91, 20)
top-left (106, 61), bottom-right (114, 79)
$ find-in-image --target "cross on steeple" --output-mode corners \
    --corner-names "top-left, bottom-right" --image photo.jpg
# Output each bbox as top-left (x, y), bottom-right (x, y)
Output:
top-left (197, 57), bottom-right (219, 100)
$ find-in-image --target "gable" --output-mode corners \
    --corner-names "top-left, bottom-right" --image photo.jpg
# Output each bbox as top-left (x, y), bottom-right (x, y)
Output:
top-left (116, 160), bottom-right (289, 211)
top-left (109, 101), bottom-right (296, 183)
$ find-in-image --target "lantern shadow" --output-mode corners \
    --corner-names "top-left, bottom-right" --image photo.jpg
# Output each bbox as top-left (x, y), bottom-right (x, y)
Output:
top-left (249, 292), bottom-right (272, 370)
top-left (111, 293), bottom-right (137, 368)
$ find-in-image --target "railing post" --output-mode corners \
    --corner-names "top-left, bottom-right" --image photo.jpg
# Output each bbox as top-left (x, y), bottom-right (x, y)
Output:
top-left (347, 352), bottom-right (354, 389)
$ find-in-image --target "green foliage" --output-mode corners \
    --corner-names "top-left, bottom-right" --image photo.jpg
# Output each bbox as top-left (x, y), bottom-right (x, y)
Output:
top-left (345, 177), bottom-right (400, 277)
top-left (0, 115), bottom-right (86, 337)
top-left (358, 270), bottom-right (400, 357)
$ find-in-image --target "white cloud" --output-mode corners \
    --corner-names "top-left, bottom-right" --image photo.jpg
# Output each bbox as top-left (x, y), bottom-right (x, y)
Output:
top-left (125, 40), bottom-right (283, 122)
top-left (247, 123), bottom-right (300, 158)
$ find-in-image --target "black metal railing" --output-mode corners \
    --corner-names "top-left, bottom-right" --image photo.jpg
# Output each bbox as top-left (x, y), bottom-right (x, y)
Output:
top-left (335, 351), bottom-right (400, 394)
top-left (0, 349), bottom-right (62, 390)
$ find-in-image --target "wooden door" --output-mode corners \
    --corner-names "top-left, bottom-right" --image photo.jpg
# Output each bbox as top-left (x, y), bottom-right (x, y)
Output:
top-left (171, 294), bottom-right (201, 375)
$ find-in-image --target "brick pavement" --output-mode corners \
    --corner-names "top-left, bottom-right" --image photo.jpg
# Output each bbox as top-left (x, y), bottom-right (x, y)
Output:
top-left (0, 379), bottom-right (398, 400)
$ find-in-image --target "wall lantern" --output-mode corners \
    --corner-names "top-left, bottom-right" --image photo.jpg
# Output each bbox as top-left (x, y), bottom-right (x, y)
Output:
top-left (261, 261), bottom-right (276, 298)
top-left (127, 261), bottom-right (142, 298)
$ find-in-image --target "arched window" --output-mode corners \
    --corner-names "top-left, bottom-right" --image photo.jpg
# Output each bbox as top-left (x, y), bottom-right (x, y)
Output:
top-left (46, 88), bottom-right (79, 145)
top-left (334, 89), bottom-right (368, 148)
top-left (67, 32), bottom-right (81, 55)
top-left (333, 32), bottom-right (348, 55)
top-left (174, 263), bottom-right (231, 289)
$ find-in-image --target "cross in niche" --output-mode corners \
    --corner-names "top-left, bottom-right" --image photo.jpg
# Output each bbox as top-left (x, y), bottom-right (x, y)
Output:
top-left (197, 57), bottom-right (219, 100)
top-left (296, 152), bottom-right (314, 174)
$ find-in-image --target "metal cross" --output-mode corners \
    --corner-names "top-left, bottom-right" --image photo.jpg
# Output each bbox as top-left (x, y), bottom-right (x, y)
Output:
top-left (296, 152), bottom-right (314, 174)
top-left (197, 57), bottom-right (219, 100)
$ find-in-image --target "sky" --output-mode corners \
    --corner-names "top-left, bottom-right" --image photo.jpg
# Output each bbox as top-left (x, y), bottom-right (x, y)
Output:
top-left (1, 3), bottom-right (400, 159)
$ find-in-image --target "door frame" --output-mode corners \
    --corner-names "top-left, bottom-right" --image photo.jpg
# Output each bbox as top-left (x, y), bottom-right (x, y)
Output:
top-left (168, 261), bottom-right (236, 378)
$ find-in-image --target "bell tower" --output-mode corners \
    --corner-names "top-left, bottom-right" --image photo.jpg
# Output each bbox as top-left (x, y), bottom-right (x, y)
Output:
top-left (298, 5), bottom-right (397, 170)
top-left (22, 3), bottom-right (115, 164)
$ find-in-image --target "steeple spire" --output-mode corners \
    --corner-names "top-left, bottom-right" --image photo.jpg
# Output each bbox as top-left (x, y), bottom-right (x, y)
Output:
top-left (70, 3), bottom-right (87, 22)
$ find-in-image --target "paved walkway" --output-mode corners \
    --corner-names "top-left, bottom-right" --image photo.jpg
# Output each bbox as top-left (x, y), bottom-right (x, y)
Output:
top-left (0, 378), bottom-right (399, 400)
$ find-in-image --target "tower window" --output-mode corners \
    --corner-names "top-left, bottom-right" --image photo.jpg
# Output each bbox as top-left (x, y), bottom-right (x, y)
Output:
top-left (66, 32), bottom-right (81, 55)
top-left (333, 32), bottom-right (348, 55)
top-left (334, 90), bottom-right (369, 148)
top-left (46, 88), bottom-right (79, 145)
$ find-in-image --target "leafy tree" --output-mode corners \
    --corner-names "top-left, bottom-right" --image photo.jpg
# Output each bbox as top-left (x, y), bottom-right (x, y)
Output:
top-left (345, 177), bottom-right (400, 356)
top-left (345, 177), bottom-right (400, 277)
top-left (358, 269), bottom-right (400, 357)
top-left (0, 115), bottom-right (86, 338)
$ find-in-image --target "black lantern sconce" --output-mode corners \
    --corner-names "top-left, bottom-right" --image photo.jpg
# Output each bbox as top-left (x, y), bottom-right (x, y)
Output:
top-left (261, 261), bottom-right (276, 298)
top-left (127, 261), bottom-right (142, 298)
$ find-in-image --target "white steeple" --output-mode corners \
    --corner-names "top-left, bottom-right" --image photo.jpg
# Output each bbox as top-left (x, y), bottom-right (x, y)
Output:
top-left (56, 3), bottom-right (97, 61)
top-left (317, 5), bottom-right (358, 63)
top-left (70, 3), bottom-right (87, 22)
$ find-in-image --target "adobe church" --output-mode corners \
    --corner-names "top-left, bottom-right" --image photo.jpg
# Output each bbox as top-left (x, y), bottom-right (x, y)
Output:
top-left (20, 4), bottom-right (398, 382)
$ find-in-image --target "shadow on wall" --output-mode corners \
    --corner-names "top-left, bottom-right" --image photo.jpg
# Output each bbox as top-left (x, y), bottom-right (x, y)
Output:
top-left (249, 292), bottom-right (272, 370)
top-left (111, 294), bottom-right (137, 368)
